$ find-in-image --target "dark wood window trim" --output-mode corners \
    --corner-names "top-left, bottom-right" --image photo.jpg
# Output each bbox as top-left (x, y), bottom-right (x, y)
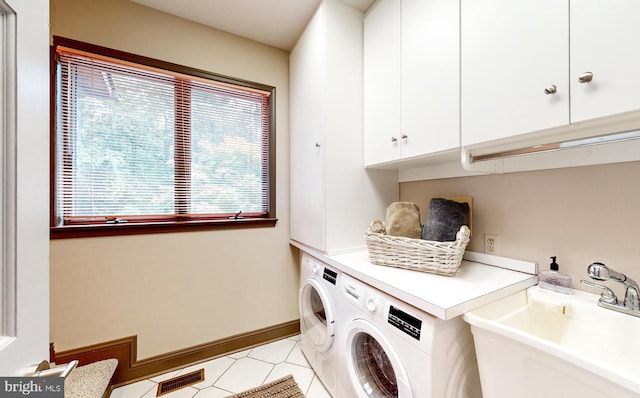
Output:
top-left (50, 37), bottom-right (277, 239)
top-left (50, 218), bottom-right (278, 239)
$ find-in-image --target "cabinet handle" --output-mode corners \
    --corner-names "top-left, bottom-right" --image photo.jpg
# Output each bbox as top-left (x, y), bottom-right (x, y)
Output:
top-left (401, 134), bottom-right (408, 139)
top-left (391, 137), bottom-right (398, 143)
top-left (578, 72), bottom-right (593, 83)
top-left (544, 85), bottom-right (557, 95)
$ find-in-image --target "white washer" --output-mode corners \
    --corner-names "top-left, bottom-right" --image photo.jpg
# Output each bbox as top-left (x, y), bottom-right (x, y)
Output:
top-left (337, 273), bottom-right (482, 398)
top-left (299, 253), bottom-right (340, 396)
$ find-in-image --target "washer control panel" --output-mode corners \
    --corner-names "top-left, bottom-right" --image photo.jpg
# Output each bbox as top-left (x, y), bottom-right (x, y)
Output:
top-left (341, 274), bottom-right (424, 341)
top-left (388, 305), bottom-right (422, 340)
top-left (323, 267), bottom-right (338, 286)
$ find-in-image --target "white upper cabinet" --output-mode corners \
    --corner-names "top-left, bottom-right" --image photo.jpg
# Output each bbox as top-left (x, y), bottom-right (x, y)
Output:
top-left (461, 0), bottom-right (569, 147)
top-left (364, 0), bottom-right (460, 167)
top-left (401, 0), bottom-right (460, 158)
top-left (570, 0), bottom-right (640, 123)
top-left (462, 0), bottom-right (640, 150)
top-left (363, 0), bottom-right (401, 166)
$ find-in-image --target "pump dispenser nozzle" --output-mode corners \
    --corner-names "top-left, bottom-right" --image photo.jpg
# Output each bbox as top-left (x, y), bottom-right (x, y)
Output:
top-left (550, 256), bottom-right (559, 271)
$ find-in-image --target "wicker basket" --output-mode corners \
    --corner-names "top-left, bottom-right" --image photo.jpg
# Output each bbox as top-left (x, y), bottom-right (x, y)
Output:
top-left (364, 222), bottom-right (471, 276)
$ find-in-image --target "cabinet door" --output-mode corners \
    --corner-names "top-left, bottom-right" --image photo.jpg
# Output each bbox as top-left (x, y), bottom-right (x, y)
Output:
top-left (571, 0), bottom-right (640, 123)
top-left (461, 0), bottom-right (569, 147)
top-left (363, 0), bottom-right (401, 166)
top-left (290, 4), bottom-right (326, 250)
top-left (401, 0), bottom-right (459, 158)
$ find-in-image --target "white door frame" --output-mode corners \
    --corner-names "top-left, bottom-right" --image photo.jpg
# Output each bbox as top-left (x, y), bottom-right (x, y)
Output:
top-left (0, 0), bottom-right (50, 375)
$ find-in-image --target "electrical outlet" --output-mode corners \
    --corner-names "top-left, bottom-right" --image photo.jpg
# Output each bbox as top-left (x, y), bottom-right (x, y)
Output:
top-left (485, 234), bottom-right (499, 253)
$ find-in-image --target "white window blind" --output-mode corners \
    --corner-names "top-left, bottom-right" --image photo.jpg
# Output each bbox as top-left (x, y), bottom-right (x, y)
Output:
top-left (54, 46), bottom-right (272, 226)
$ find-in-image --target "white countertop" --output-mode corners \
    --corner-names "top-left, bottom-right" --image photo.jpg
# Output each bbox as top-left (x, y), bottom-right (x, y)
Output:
top-left (291, 240), bottom-right (538, 320)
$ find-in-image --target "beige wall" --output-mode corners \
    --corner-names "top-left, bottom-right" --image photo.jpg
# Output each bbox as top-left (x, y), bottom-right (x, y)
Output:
top-left (401, 161), bottom-right (640, 300)
top-left (50, 0), bottom-right (298, 359)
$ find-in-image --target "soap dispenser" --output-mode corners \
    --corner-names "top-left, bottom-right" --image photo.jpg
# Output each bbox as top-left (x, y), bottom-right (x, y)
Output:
top-left (538, 256), bottom-right (572, 294)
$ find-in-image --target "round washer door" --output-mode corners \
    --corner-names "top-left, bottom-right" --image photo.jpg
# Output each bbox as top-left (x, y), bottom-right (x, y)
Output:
top-left (344, 318), bottom-right (413, 398)
top-left (299, 279), bottom-right (335, 352)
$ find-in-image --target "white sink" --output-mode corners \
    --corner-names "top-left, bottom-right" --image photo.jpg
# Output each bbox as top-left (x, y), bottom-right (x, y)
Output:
top-left (464, 286), bottom-right (640, 398)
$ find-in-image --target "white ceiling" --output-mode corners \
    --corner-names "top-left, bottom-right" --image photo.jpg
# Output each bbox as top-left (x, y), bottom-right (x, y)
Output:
top-left (130, 0), bottom-right (375, 51)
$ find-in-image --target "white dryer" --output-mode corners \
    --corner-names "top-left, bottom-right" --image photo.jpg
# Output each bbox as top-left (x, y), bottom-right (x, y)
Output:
top-left (336, 273), bottom-right (482, 398)
top-left (299, 252), bottom-right (340, 396)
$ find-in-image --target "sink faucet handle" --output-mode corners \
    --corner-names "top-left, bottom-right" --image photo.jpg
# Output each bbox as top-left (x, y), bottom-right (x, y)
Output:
top-left (623, 284), bottom-right (640, 311)
top-left (580, 280), bottom-right (618, 305)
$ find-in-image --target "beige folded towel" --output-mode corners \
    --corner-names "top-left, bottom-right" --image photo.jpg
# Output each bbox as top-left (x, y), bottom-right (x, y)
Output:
top-left (385, 202), bottom-right (422, 239)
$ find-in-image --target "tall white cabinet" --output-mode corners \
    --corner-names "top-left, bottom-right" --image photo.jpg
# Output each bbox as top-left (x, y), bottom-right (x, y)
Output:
top-left (364, 0), bottom-right (460, 167)
top-left (290, 0), bottom-right (398, 255)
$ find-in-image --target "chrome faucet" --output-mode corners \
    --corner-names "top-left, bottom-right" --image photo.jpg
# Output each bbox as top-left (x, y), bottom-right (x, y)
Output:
top-left (580, 262), bottom-right (640, 317)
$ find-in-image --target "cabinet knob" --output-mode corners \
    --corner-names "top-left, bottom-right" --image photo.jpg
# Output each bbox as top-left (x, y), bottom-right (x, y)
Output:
top-left (401, 134), bottom-right (408, 140)
top-left (391, 137), bottom-right (398, 143)
top-left (315, 143), bottom-right (321, 148)
top-left (544, 85), bottom-right (557, 95)
top-left (578, 72), bottom-right (593, 83)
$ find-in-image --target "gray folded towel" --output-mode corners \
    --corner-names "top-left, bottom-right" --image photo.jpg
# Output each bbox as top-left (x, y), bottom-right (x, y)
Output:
top-left (385, 202), bottom-right (422, 239)
top-left (422, 198), bottom-right (470, 242)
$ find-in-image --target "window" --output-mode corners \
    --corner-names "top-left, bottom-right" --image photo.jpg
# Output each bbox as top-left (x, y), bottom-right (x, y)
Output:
top-left (51, 37), bottom-right (276, 238)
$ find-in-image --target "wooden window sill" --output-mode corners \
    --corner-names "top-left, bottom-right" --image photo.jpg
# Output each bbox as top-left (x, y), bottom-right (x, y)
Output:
top-left (50, 218), bottom-right (278, 239)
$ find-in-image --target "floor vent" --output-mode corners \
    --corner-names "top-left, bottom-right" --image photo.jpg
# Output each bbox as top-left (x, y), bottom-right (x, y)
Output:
top-left (156, 369), bottom-right (204, 396)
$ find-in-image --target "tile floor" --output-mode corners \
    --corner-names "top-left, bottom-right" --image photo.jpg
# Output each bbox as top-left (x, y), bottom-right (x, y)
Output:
top-left (110, 335), bottom-right (332, 398)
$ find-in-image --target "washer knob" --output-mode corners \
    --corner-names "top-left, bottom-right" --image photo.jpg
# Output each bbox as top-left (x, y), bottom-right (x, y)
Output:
top-left (312, 263), bottom-right (320, 275)
top-left (366, 297), bottom-right (377, 313)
